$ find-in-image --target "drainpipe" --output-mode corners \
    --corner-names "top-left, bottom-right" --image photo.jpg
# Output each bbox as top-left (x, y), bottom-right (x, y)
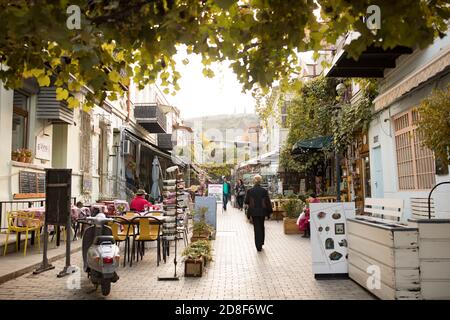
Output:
top-left (126, 89), bottom-right (131, 122)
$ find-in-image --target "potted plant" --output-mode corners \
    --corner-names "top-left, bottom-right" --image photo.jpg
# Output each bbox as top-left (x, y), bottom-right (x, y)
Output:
top-left (11, 150), bottom-right (20, 161)
top-left (282, 197), bottom-right (305, 235)
top-left (182, 240), bottom-right (213, 277)
top-left (24, 149), bottom-right (33, 163)
top-left (191, 220), bottom-right (214, 242)
top-left (191, 207), bottom-right (215, 242)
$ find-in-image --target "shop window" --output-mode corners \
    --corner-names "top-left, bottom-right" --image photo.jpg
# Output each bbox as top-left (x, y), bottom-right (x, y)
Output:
top-left (394, 110), bottom-right (435, 190)
top-left (11, 91), bottom-right (29, 152)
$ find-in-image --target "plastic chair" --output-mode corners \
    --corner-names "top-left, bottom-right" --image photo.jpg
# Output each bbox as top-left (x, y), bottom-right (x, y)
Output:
top-left (124, 212), bottom-right (138, 219)
top-left (109, 217), bottom-right (135, 267)
top-left (3, 211), bottom-right (42, 256)
top-left (131, 216), bottom-right (162, 266)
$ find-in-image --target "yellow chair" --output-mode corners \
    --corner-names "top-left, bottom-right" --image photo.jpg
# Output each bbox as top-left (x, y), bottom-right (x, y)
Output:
top-left (131, 216), bottom-right (162, 266)
top-left (109, 217), bottom-right (134, 267)
top-left (124, 212), bottom-right (137, 219)
top-left (3, 211), bottom-right (42, 256)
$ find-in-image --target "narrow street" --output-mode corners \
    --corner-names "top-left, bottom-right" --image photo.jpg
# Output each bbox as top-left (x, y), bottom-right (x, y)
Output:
top-left (0, 207), bottom-right (373, 300)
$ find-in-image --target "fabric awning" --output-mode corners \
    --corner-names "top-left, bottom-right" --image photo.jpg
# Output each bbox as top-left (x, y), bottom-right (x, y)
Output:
top-left (292, 136), bottom-right (332, 154)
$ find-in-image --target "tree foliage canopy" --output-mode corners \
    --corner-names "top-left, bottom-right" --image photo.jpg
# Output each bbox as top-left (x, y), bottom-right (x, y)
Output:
top-left (417, 85), bottom-right (450, 166)
top-left (0, 0), bottom-right (448, 108)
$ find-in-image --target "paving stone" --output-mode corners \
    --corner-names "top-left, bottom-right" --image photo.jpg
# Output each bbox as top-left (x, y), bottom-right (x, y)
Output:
top-left (0, 207), bottom-right (373, 300)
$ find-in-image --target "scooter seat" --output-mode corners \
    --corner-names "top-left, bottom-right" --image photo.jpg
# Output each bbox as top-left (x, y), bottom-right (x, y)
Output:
top-left (93, 235), bottom-right (115, 245)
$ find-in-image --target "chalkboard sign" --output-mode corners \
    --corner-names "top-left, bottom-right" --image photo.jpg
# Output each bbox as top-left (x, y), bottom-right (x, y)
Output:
top-left (45, 169), bottom-right (72, 225)
top-left (19, 171), bottom-right (46, 194)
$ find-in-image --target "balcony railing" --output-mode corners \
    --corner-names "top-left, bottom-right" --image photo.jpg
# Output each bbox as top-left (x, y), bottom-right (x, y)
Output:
top-left (133, 103), bottom-right (167, 133)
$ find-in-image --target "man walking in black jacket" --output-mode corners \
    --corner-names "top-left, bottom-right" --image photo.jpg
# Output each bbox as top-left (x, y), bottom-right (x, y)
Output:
top-left (244, 175), bottom-right (273, 252)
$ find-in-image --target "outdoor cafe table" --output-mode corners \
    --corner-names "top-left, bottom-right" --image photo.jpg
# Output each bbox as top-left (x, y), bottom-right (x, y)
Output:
top-left (114, 213), bottom-right (172, 265)
top-left (19, 205), bottom-right (89, 248)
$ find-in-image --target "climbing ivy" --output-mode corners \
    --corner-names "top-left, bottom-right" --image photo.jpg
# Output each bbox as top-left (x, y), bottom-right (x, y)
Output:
top-left (276, 77), bottom-right (377, 173)
top-left (332, 79), bottom-right (377, 151)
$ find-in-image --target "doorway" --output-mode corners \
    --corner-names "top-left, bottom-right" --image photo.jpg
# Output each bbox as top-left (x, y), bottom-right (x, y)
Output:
top-left (372, 146), bottom-right (384, 198)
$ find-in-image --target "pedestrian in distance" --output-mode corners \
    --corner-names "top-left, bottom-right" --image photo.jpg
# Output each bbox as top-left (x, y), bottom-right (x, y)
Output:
top-left (235, 179), bottom-right (246, 210)
top-left (244, 175), bottom-right (273, 252)
top-left (222, 176), bottom-right (231, 211)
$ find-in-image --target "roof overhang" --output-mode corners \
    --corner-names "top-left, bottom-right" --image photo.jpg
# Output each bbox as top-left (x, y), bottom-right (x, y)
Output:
top-left (326, 45), bottom-right (413, 78)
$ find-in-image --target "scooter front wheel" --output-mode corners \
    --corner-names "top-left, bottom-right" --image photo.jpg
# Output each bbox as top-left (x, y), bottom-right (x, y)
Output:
top-left (101, 279), bottom-right (111, 296)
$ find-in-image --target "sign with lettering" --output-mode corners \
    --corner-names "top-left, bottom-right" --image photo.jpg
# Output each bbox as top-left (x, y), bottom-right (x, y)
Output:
top-left (35, 135), bottom-right (51, 161)
top-left (19, 171), bottom-right (46, 193)
top-left (207, 184), bottom-right (223, 203)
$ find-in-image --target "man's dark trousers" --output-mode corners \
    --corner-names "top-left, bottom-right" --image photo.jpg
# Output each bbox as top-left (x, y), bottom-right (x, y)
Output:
top-left (223, 193), bottom-right (229, 210)
top-left (252, 216), bottom-right (265, 250)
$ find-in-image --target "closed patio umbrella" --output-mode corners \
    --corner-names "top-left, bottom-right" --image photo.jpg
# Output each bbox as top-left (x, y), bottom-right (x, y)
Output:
top-left (150, 156), bottom-right (161, 200)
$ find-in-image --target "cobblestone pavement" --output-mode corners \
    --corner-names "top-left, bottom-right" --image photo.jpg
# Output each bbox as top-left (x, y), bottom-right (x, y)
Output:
top-left (0, 207), bottom-right (374, 300)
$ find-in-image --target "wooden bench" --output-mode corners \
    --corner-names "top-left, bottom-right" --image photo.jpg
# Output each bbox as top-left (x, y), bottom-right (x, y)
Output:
top-left (410, 197), bottom-right (435, 219)
top-left (271, 199), bottom-right (286, 221)
top-left (362, 198), bottom-right (405, 224)
top-left (316, 196), bottom-right (337, 203)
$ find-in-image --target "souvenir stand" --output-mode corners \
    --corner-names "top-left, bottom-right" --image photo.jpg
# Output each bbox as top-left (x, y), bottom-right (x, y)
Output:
top-left (158, 165), bottom-right (184, 281)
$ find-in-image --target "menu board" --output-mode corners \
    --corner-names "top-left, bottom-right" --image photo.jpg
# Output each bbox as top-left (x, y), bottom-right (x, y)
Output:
top-left (19, 171), bottom-right (45, 194)
top-left (310, 202), bottom-right (355, 276)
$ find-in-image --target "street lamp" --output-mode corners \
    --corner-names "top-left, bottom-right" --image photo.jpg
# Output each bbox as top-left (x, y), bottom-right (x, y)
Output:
top-left (248, 124), bottom-right (263, 158)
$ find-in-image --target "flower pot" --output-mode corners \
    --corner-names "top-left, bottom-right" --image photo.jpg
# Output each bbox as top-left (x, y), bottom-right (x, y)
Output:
top-left (25, 157), bottom-right (32, 163)
top-left (184, 258), bottom-right (203, 277)
top-left (283, 217), bottom-right (301, 235)
top-left (18, 157), bottom-right (27, 163)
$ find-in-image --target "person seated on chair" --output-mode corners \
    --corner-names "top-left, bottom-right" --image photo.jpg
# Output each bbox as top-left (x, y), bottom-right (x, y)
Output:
top-left (130, 189), bottom-right (151, 212)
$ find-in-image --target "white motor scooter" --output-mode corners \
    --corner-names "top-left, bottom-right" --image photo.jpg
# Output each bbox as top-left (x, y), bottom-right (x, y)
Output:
top-left (82, 213), bottom-right (120, 296)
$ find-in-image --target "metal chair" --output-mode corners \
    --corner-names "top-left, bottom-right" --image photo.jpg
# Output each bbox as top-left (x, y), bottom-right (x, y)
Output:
top-left (130, 216), bottom-right (162, 266)
top-left (3, 211), bottom-right (42, 256)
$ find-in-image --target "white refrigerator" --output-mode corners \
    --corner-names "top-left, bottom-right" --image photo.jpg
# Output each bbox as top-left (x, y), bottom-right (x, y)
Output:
top-left (310, 202), bottom-right (355, 277)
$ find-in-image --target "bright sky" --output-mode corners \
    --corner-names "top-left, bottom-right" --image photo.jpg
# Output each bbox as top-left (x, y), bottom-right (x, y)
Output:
top-left (164, 47), bottom-right (256, 120)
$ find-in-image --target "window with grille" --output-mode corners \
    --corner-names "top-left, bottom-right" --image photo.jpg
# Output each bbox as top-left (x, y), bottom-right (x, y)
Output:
top-left (394, 110), bottom-right (435, 190)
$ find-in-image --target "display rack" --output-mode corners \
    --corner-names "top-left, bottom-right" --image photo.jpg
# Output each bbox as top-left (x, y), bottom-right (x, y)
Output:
top-left (158, 165), bottom-right (184, 281)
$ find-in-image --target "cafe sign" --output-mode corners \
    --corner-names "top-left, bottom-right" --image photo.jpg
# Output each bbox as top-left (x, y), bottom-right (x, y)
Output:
top-left (35, 135), bottom-right (52, 161)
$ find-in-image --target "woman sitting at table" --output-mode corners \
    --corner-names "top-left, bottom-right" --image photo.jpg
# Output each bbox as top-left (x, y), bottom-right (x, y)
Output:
top-left (130, 189), bottom-right (151, 212)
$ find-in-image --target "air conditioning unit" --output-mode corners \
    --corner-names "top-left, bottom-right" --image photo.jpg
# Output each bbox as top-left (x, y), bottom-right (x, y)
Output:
top-left (122, 140), bottom-right (132, 155)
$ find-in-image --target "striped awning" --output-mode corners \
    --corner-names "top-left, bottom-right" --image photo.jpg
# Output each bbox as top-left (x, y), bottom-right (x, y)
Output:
top-left (374, 47), bottom-right (450, 111)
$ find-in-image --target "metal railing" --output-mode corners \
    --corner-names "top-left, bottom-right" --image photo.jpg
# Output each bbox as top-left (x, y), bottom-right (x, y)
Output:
top-left (0, 197), bottom-right (77, 230)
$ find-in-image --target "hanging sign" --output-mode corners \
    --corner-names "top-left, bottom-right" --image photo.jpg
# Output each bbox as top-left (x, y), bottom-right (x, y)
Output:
top-left (35, 135), bottom-right (52, 161)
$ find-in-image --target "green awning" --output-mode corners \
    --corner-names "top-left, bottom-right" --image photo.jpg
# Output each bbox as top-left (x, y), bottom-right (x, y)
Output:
top-left (292, 136), bottom-right (332, 154)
